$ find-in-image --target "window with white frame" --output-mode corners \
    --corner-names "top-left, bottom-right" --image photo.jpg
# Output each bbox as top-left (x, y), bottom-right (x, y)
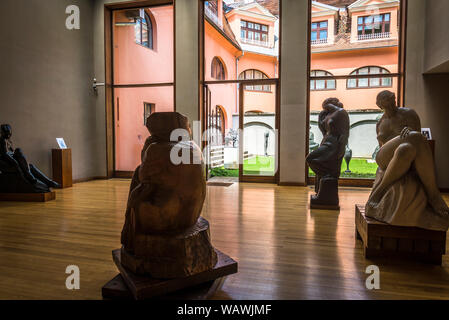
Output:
top-left (347, 66), bottom-right (392, 89)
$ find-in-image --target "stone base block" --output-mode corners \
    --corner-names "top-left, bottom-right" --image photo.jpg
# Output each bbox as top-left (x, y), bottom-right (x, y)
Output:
top-left (310, 177), bottom-right (339, 208)
top-left (122, 217), bottom-right (218, 278)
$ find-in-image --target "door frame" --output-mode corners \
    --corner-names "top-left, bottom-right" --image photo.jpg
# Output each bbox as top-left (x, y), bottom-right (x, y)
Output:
top-left (104, 0), bottom-right (175, 178)
top-left (199, 0), bottom-right (282, 184)
top-left (305, 0), bottom-right (408, 187)
top-left (239, 79), bottom-right (280, 184)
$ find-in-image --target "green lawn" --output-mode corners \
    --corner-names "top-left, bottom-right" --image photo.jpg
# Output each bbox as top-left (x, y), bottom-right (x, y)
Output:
top-left (309, 158), bottom-right (378, 179)
top-left (210, 156), bottom-right (274, 177)
top-left (211, 157), bottom-right (378, 179)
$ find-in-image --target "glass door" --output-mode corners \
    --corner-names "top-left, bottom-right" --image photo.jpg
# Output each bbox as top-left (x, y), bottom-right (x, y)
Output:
top-left (239, 80), bottom-right (279, 183)
top-left (112, 3), bottom-right (174, 176)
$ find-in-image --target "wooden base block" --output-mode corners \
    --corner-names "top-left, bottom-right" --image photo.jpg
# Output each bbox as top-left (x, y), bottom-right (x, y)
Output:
top-left (355, 204), bottom-right (446, 265)
top-left (109, 248), bottom-right (237, 300)
top-left (310, 204), bottom-right (340, 211)
top-left (102, 274), bottom-right (226, 300)
top-left (0, 191), bottom-right (56, 202)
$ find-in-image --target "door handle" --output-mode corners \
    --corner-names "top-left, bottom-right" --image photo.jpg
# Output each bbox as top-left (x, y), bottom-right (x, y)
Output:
top-left (93, 78), bottom-right (105, 93)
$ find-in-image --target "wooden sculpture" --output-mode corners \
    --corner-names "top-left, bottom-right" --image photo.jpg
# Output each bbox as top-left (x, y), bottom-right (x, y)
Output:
top-left (104, 112), bottom-right (237, 300)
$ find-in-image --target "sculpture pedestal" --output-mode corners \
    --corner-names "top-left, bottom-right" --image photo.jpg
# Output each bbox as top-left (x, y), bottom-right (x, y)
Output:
top-left (103, 248), bottom-right (237, 300)
top-left (102, 274), bottom-right (226, 300)
top-left (122, 217), bottom-right (218, 278)
top-left (310, 177), bottom-right (340, 210)
top-left (355, 205), bottom-right (446, 265)
top-left (310, 202), bottom-right (340, 210)
top-left (0, 191), bottom-right (55, 202)
top-left (52, 149), bottom-right (72, 188)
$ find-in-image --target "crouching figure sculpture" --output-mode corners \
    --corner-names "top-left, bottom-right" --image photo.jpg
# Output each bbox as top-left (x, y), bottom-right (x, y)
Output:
top-left (120, 112), bottom-right (217, 278)
top-left (307, 98), bottom-right (350, 209)
top-left (365, 91), bottom-right (449, 231)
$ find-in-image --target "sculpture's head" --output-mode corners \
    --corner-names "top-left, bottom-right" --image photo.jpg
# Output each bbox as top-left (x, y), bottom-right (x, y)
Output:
top-left (0, 124), bottom-right (12, 139)
top-left (376, 90), bottom-right (396, 111)
top-left (322, 98), bottom-right (343, 113)
top-left (145, 112), bottom-right (191, 142)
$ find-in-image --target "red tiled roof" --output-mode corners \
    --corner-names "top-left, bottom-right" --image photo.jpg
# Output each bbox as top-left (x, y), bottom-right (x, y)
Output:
top-left (222, 14), bottom-right (241, 49)
top-left (317, 0), bottom-right (356, 8)
top-left (255, 0), bottom-right (279, 16)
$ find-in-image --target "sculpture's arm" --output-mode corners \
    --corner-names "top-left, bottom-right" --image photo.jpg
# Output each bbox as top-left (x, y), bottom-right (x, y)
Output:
top-left (406, 109), bottom-right (421, 132)
top-left (376, 119), bottom-right (385, 147)
top-left (328, 118), bottom-right (338, 136)
top-left (127, 183), bottom-right (155, 210)
top-left (400, 109), bottom-right (422, 139)
top-left (0, 139), bottom-right (18, 166)
top-left (318, 111), bottom-right (329, 136)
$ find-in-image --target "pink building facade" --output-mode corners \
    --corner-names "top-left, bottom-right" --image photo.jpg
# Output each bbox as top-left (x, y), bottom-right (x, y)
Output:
top-left (112, 0), bottom-right (401, 171)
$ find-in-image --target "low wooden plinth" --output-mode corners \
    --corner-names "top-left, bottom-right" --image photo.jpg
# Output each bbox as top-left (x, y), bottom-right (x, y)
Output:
top-left (105, 248), bottom-right (238, 300)
top-left (102, 274), bottom-right (226, 300)
top-left (355, 205), bottom-right (446, 265)
top-left (0, 192), bottom-right (55, 202)
top-left (310, 203), bottom-right (340, 211)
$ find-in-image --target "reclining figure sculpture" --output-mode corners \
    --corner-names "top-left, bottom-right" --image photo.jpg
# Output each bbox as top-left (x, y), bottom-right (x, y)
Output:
top-left (365, 91), bottom-right (449, 231)
top-left (120, 112), bottom-right (217, 278)
top-left (0, 124), bottom-right (59, 193)
top-left (307, 98), bottom-right (350, 208)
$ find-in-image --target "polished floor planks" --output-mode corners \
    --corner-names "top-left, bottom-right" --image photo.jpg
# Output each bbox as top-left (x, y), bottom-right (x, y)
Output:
top-left (0, 179), bottom-right (448, 300)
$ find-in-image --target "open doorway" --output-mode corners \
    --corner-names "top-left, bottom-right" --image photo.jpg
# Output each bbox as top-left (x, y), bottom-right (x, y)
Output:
top-left (201, 0), bottom-right (281, 184)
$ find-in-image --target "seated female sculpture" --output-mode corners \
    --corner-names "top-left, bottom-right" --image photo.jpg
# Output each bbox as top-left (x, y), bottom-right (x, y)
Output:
top-left (366, 91), bottom-right (449, 231)
top-left (0, 124), bottom-right (59, 193)
top-left (307, 98), bottom-right (350, 207)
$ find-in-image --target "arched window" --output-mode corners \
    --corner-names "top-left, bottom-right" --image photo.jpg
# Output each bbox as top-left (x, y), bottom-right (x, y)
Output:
top-left (310, 70), bottom-right (336, 91)
top-left (135, 10), bottom-right (153, 49)
top-left (347, 66), bottom-right (392, 89)
top-left (238, 69), bottom-right (270, 92)
top-left (209, 106), bottom-right (225, 145)
top-left (211, 57), bottom-right (226, 80)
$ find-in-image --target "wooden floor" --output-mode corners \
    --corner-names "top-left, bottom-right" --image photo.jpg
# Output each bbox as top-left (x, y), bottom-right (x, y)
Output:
top-left (0, 179), bottom-right (449, 300)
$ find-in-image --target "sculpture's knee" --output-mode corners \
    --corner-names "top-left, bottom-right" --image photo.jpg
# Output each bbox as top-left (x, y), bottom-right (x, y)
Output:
top-left (395, 143), bottom-right (416, 161)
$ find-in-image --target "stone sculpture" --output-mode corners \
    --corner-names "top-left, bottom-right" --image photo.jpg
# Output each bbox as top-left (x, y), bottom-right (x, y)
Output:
top-left (306, 98), bottom-right (350, 208)
top-left (365, 91), bottom-right (449, 231)
top-left (0, 124), bottom-right (59, 194)
top-left (120, 112), bottom-right (217, 278)
top-left (344, 145), bottom-right (352, 173)
top-left (309, 127), bottom-right (319, 152)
